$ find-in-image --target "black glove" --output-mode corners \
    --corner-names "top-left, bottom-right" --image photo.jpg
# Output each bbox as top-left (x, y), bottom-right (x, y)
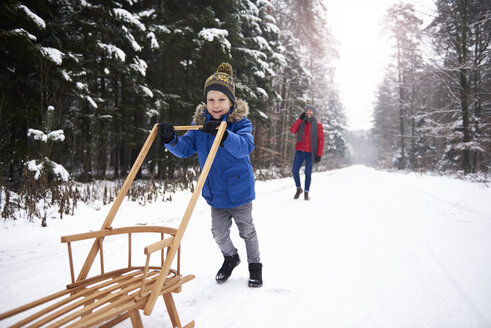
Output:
top-left (299, 112), bottom-right (306, 120)
top-left (158, 122), bottom-right (175, 144)
top-left (314, 155), bottom-right (321, 163)
top-left (200, 121), bottom-right (228, 144)
top-left (200, 121), bottom-right (221, 135)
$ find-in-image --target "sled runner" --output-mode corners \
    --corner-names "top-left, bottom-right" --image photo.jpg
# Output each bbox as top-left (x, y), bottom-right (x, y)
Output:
top-left (0, 122), bottom-right (228, 328)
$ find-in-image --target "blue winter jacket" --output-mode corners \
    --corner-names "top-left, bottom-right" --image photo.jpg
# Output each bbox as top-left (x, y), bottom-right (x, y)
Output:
top-left (165, 99), bottom-right (256, 209)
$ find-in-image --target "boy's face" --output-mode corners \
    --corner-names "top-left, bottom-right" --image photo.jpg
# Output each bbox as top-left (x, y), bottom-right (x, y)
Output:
top-left (306, 109), bottom-right (314, 118)
top-left (207, 90), bottom-right (232, 119)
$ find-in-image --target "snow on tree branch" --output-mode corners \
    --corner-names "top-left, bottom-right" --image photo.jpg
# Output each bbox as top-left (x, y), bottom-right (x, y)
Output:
top-left (153, 25), bottom-right (171, 34)
top-left (47, 130), bottom-right (65, 142)
top-left (256, 87), bottom-right (268, 99)
top-left (140, 85), bottom-right (153, 98)
top-left (236, 47), bottom-right (267, 60)
top-left (17, 4), bottom-right (45, 29)
top-left (122, 26), bottom-right (142, 52)
top-left (40, 47), bottom-right (64, 65)
top-left (10, 28), bottom-right (37, 41)
top-left (60, 70), bottom-right (72, 82)
top-left (130, 57), bottom-right (148, 76)
top-left (198, 28), bottom-right (231, 51)
top-left (97, 42), bottom-right (126, 62)
top-left (453, 142), bottom-right (485, 153)
top-left (86, 96), bottom-right (98, 109)
top-left (28, 129), bottom-right (65, 143)
top-left (76, 82), bottom-right (89, 92)
top-left (112, 8), bottom-right (146, 31)
top-left (27, 129), bottom-right (47, 142)
top-left (254, 36), bottom-right (272, 52)
top-left (147, 32), bottom-right (159, 49)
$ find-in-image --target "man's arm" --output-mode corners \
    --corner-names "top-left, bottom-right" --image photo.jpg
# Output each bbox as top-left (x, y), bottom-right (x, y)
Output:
top-left (317, 122), bottom-right (325, 157)
top-left (290, 118), bottom-right (303, 134)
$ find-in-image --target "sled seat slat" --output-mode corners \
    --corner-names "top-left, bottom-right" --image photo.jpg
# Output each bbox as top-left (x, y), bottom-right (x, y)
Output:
top-left (0, 226), bottom-right (194, 328)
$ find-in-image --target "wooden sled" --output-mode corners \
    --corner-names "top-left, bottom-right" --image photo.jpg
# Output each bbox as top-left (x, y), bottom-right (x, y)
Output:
top-left (0, 122), bottom-right (228, 328)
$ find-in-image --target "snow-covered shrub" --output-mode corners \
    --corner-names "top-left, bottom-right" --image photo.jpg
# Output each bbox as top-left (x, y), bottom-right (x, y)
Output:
top-left (26, 106), bottom-right (70, 183)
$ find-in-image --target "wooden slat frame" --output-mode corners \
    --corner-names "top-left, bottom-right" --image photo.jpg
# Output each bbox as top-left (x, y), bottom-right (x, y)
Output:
top-left (74, 124), bottom-right (210, 282)
top-left (1, 123), bottom-right (220, 327)
top-left (75, 124), bottom-right (160, 282)
top-left (62, 226), bottom-right (178, 285)
top-left (61, 226), bottom-right (177, 243)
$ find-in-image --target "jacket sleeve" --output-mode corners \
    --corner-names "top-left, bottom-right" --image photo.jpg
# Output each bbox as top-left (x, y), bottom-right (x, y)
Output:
top-left (317, 122), bottom-right (325, 157)
top-left (222, 119), bottom-right (255, 158)
top-left (165, 130), bottom-right (197, 158)
top-left (290, 119), bottom-right (302, 134)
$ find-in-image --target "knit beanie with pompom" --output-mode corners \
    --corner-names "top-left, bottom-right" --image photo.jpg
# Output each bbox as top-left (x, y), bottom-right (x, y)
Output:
top-left (204, 62), bottom-right (235, 104)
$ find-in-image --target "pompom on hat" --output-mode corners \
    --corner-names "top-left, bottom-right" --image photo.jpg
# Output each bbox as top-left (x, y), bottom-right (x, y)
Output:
top-left (204, 62), bottom-right (235, 104)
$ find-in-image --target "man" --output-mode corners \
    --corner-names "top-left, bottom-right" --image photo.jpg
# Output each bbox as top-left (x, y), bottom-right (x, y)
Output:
top-left (290, 105), bottom-right (324, 200)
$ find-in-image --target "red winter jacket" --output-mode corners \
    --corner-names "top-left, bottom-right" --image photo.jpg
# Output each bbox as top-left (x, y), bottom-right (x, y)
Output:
top-left (290, 118), bottom-right (324, 157)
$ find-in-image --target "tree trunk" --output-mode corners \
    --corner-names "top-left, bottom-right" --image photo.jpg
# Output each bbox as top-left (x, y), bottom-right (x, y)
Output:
top-left (458, 0), bottom-right (471, 173)
top-left (397, 39), bottom-right (406, 169)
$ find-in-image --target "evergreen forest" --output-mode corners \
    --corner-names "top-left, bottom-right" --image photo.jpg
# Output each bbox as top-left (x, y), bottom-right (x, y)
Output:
top-left (0, 0), bottom-right (490, 222)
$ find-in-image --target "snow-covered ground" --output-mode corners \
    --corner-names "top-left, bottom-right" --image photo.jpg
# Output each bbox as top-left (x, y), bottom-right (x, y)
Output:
top-left (1, 165), bottom-right (490, 327)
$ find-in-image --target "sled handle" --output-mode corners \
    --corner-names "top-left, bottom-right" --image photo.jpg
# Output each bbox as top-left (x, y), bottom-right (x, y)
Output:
top-left (75, 123), bottom-right (222, 282)
top-left (174, 125), bottom-right (215, 131)
top-left (75, 124), bottom-right (160, 281)
top-left (144, 121), bottom-right (227, 315)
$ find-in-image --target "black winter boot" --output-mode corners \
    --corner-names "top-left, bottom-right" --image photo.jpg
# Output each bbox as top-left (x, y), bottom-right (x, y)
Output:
top-left (304, 191), bottom-right (310, 200)
top-left (248, 263), bottom-right (263, 288)
top-left (215, 254), bottom-right (241, 284)
top-left (294, 188), bottom-right (303, 199)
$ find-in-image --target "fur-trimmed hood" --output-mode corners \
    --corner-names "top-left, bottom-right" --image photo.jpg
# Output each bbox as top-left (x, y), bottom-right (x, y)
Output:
top-left (192, 99), bottom-right (249, 125)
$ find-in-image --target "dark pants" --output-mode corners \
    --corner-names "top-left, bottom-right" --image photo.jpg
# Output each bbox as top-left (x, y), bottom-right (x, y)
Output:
top-left (292, 151), bottom-right (312, 192)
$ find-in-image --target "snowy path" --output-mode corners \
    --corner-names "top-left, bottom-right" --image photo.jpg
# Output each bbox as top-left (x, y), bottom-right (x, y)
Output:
top-left (1, 165), bottom-right (490, 327)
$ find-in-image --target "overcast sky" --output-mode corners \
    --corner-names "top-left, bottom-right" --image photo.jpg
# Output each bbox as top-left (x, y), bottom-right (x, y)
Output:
top-left (324, 0), bottom-right (436, 131)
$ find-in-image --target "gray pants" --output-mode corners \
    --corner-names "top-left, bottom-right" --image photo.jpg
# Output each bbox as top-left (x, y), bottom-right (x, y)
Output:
top-left (211, 202), bottom-right (261, 264)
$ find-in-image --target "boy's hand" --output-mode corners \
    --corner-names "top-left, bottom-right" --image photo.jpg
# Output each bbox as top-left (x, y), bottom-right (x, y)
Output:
top-left (200, 121), bottom-right (221, 135)
top-left (158, 122), bottom-right (175, 144)
top-left (200, 121), bottom-right (228, 144)
top-left (314, 155), bottom-right (321, 163)
top-left (299, 113), bottom-right (306, 120)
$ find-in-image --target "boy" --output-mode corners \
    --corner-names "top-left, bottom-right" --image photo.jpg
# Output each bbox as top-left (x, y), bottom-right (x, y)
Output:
top-left (158, 63), bottom-right (263, 288)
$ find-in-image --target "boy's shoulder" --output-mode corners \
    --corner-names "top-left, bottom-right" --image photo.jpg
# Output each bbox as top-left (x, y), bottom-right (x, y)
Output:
top-left (192, 99), bottom-right (249, 125)
top-left (228, 99), bottom-right (249, 123)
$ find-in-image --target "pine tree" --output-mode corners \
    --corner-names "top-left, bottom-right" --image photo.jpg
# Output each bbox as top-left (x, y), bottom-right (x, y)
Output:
top-left (233, 0), bottom-right (283, 166)
top-left (373, 74), bottom-right (399, 166)
top-left (430, 0), bottom-right (491, 173)
top-left (384, 3), bottom-right (423, 169)
top-left (0, 0), bottom-right (69, 183)
top-left (271, 1), bottom-right (310, 165)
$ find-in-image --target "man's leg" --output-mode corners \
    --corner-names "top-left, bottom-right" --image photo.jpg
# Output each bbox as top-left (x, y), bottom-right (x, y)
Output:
top-left (304, 153), bottom-right (313, 193)
top-left (292, 151), bottom-right (304, 188)
top-left (292, 151), bottom-right (305, 198)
